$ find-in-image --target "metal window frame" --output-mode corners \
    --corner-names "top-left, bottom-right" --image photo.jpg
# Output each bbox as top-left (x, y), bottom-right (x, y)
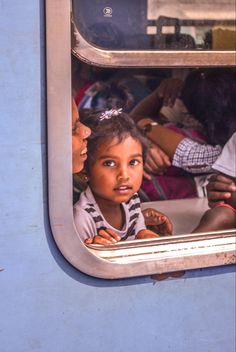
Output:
top-left (72, 28), bottom-right (236, 68)
top-left (46, 0), bottom-right (236, 279)
top-left (71, 5), bottom-right (236, 68)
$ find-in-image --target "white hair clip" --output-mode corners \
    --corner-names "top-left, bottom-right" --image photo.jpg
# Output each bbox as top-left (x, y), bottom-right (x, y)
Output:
top-left (99, 108), bottom-right (122, 121)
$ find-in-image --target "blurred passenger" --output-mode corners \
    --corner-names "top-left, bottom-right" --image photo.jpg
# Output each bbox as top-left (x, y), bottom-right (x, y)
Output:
top-left (131, 68), bottom-right (236, 201)
top-left (193, 133), bottom-right (236, 232)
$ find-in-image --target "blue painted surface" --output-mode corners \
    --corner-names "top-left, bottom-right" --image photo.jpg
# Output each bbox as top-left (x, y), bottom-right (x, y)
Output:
top-left (0, 2), bottom-right (235, 352)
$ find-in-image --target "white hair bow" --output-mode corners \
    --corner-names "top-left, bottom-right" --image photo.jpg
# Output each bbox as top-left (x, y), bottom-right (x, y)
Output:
top-left (99, 108), bottom-right (122, 121)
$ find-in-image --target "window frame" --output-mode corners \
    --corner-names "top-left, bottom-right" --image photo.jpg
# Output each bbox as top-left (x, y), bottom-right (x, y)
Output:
top-left (71, 1), bottom-right (236, 68)
top-left (72, 23), bottom-right (236, 68)
top-left (46, 0), bottom-right (236, 279)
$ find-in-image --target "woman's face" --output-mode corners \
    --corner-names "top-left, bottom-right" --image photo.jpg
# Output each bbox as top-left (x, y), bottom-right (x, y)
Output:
top-left (72, 99), bottom-right (91, 173)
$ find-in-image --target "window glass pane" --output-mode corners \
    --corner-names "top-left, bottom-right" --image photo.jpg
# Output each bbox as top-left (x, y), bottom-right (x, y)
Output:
top-left (72, 0), bottom-right (236, 51)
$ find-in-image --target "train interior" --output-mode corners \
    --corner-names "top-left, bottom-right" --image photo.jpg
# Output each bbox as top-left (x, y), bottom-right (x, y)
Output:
top-left (71, 0), bottom-right (235, 241)
top-left (72, 62), bottom-right (218, 236)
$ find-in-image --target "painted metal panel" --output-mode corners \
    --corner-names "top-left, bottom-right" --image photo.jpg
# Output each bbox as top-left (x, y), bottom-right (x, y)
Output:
top-left (47, 1), bottom-right (235, 278)
top-left (0, 1), bottom-right (235, 352)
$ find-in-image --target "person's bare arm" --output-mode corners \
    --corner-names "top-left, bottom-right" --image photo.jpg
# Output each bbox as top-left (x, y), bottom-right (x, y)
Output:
top-left (138, 118), bottom-right (184, 157)
top-left (130, 90), bottom-right (163, 122)
top-left (192, 207), bottom-right (236, 233)
top-left (130, 79), bottom-right (186, 172)
top-left (130, 78), bottom-right (183, 122)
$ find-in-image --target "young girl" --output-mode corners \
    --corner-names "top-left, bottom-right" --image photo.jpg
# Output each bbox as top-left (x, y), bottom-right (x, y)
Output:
top-left (74, 109), bottom-right (172, 245)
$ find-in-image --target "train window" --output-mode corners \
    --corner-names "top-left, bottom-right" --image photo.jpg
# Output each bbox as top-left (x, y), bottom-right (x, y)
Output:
top-left (46, 1), bottom-right (236, 279)
top-left (73, 0), bottom-right (235, 51)
top-left (72, 0), bottom-right (235, 67)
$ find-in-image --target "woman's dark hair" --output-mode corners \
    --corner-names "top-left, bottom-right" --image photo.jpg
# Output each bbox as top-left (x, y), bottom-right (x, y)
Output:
top-left (181, 68), bottom-right (236, 146)
top-left (81, 110), bottom-right (149, 173)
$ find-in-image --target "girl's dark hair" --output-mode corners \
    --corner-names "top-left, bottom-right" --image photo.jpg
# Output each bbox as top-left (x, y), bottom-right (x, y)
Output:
top-left (181, 68), bottom-right (236, 146)
top-left (81, 110), bottom-right (149, 172)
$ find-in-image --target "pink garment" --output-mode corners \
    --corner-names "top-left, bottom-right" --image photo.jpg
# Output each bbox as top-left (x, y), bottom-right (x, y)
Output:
top-left (74, 81), bottom-right (93, 106)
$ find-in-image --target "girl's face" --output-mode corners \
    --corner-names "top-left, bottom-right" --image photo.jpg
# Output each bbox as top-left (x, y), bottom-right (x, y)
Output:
top-left (87, 136), bottom-right (144, 207)
top-left (72, 100), bottom-right (91, 174)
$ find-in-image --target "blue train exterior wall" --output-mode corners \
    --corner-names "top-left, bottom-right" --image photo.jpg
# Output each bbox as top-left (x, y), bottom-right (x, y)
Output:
top-left (0, 2), bottom-right (235, 351)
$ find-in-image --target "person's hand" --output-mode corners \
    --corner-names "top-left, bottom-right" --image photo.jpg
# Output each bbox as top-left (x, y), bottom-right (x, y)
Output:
top-left (207, 174), bottom-right (236, 208)
top-left (156, 78), bottom-right (183, 107)
top-left (85, 228), bottom-right (121, 245)
top-left (143, 144), bottom-right (171, 180)
top-left (142, 208), bottom-right (173, 236)
top-left (136, 229), bottom-right (160, 240)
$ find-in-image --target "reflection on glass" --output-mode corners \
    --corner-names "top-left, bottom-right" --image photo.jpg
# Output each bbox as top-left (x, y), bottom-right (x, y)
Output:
top-left (72, 0), bottom-right (236, 50)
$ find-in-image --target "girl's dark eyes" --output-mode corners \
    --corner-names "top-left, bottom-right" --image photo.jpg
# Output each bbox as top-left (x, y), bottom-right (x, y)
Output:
top-left (103, 160), bottom-right (116, 167)
top-left (129, 159), bottom-right (140, 166)
top-left (102, 159), bottom-right (141, 167)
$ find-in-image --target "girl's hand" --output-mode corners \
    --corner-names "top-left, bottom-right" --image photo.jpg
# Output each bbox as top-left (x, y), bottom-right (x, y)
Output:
top-left (85, 228), bottom-right (121, 245)
top-left (142, 208), bottom-right (173, 235)
top-left (136, 229), bottom-right (160, 240)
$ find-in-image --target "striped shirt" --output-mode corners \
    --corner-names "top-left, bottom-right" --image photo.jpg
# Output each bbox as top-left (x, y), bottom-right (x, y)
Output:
top-left (73, 186), bottom-right (146, 242)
